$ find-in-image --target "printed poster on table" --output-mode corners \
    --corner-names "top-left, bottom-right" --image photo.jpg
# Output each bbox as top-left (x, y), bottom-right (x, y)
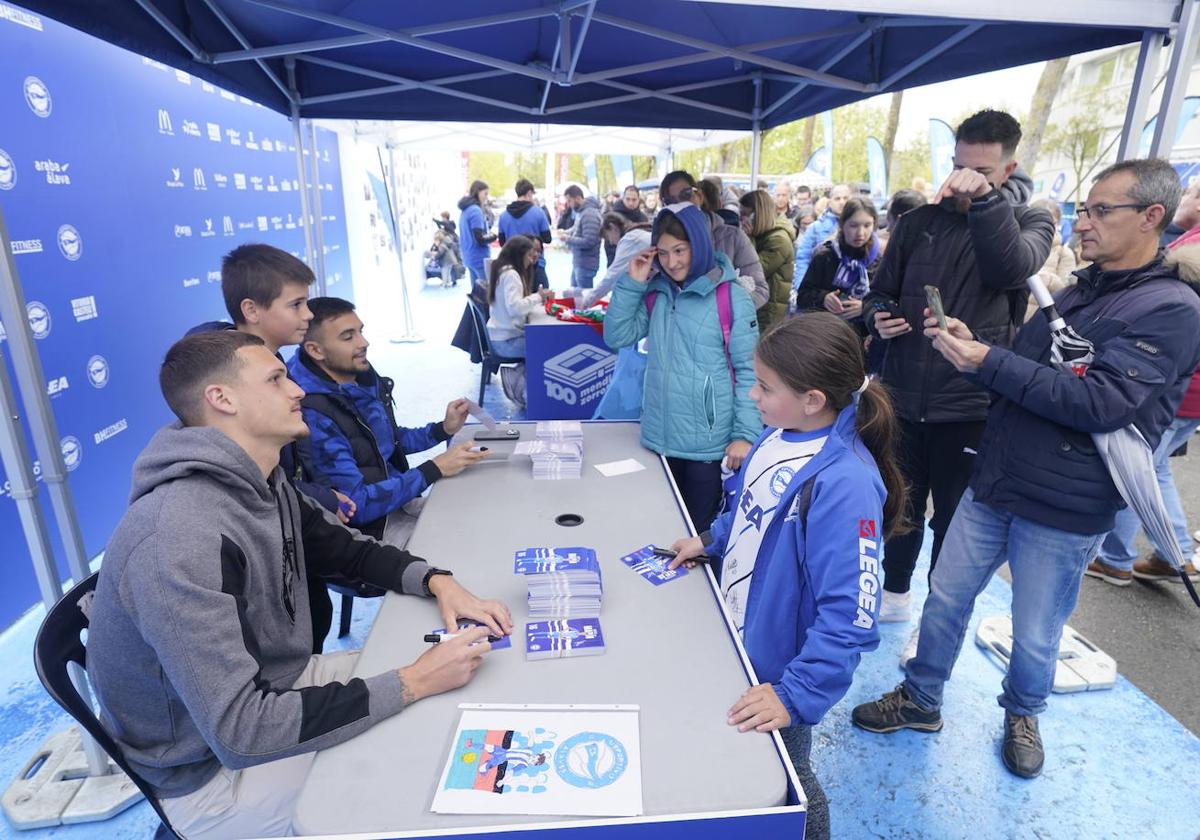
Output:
top-left (432, 704), bottom-right (642, 817)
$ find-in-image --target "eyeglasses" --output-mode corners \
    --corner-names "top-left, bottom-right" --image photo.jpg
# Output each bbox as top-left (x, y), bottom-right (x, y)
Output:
top-left (1076, 203), bottom-right (1150, 221)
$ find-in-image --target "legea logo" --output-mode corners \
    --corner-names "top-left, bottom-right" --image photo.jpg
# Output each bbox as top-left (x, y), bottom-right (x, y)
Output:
top-left (543, 343), bottom-right (616, 407)
top-left (26, 300), bottom-right (51, 339)
top-left (57, 224), bottom-right (81, 261)
top-left (86, 355), bottom-right (109, 388)
top-left (60, 436), bottom-right (82, 472)
top-left (23, 76), bottom-right (51, 117)
top-left (0, 149), bottom-right (15, 190)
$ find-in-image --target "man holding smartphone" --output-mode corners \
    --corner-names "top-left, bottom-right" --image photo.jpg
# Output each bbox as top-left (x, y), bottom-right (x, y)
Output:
top-left (861, 110), bottom-right (1054, 633)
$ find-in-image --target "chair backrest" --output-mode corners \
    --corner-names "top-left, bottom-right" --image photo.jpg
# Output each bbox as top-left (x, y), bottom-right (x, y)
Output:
top-left (34, 573), bottom-right (179, 836)
top-left (465, 296), bottom-right (494, 357)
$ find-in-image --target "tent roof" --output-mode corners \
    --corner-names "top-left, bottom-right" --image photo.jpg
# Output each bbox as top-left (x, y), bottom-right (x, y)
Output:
top-left (20, 0), bottom-right (1178, 131)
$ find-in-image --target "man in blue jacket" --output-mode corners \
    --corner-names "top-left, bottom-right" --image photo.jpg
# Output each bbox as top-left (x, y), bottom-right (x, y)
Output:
top-left (498, 178), bottom-right (553, 289)
top-left (288, 297), bottom-right (488, 547)
top-left (794, 183), bottom-right (851, 283)
top-left (852, 158), bottom-right (1200, 779)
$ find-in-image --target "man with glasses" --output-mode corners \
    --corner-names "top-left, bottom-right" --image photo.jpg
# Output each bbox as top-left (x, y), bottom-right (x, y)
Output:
top-left (852, 157), bottom-right (1200, 779)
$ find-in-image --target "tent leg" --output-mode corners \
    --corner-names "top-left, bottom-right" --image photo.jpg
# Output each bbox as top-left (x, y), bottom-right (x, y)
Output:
top-left (1150, 0), bottom-right (1200, 159)
top-left (383, 146), bottom-right (424, 343)
top-left (1118, 31), bottom-right (1164, 161)
top-left (750, 120), bottom-right (762, 188)
top-left (307, 119), bottom-right (328, 295)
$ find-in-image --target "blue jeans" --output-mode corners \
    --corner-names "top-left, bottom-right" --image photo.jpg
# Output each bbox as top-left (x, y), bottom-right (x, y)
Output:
top-left (572, 263), bottom-right (597, 289)
top-left (1097, 416), bottom-right (1200, 570)
top-left (904, 488), bottom-right (1104, 718)
top-left (489, 335), bottom-right (526, 358)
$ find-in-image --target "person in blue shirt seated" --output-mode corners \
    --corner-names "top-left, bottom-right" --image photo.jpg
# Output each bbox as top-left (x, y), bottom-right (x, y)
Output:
top-left (498, 178), bottom-right (554, 290)
top-left (288, 297), bottom-right (488, 547)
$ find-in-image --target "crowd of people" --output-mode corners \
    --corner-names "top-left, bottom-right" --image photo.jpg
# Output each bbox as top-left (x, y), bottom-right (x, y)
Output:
top-left (76, 106), bottom-right (1200, 840)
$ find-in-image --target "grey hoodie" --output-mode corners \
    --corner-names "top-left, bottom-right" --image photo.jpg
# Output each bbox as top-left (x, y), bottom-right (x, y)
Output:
top-left (88, 424), bottom-right (431, 797)
top-left (565, 196), bottom-right (604, 272)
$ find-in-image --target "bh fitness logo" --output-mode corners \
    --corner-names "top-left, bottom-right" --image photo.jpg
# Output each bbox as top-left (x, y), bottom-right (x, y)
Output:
top-left (543, 343), bottom-right (616, 408)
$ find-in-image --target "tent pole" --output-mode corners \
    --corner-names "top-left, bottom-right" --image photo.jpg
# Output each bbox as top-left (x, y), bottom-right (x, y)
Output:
top-left (1150, 0), bottom-right (1200, 159)
top-left (307, 119), bottom-right (328, 295)
top-left (287, 59), bottom-right (317, 271)
top-left (750, 74), bottom-right (763, 187)
top-left (383, 145), bottom-right (423, 342)
top-left (1117, 31), bottom-right (1165, 161)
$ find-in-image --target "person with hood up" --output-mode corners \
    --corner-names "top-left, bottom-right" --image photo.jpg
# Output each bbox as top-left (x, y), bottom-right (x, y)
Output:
top-left (604, 202), bottom-right (762, 532)
top-left (498, 178), bottom-right (553, 290)
top-left (794, 183), bottom-right (852, 283)
top-left (556, 184), bottom-right (603, 289)
top-left (862, 109), bottom-right (1054, 637)
top-left (458, 179), bottom-right (497, 287)
top-left (659, 170), bottom-right (769, 311)
top-left (738, 188), bottom-right (795, 331)
top-left (87, 330), bottom-right (511, 839)
top-left (605, 184), bottom-right (649, 264)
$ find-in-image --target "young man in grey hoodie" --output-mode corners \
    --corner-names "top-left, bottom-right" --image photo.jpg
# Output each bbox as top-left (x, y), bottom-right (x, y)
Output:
top-left (87, 330), bottom-right (512, 839)
top-left (556, 184), bottom-right (603, 288)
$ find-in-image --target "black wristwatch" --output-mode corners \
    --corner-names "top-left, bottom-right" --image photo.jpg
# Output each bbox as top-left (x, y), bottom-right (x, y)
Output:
top-left (422, 567), bottom-right (453, 597)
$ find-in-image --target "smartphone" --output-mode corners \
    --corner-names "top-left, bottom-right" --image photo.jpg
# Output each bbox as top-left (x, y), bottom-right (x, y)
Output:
top-left (867, 297), bottom-right (904, 322)
top-left (924, 285), bottom-right (948, 331)
top-left (473, 428), bottom-right (520, 441)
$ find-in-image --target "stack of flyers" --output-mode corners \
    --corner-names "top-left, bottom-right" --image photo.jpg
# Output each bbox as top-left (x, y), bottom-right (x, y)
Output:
top-left (515, 547), bottom-right (603, 619)
top-left (514, 439), bottom-right (583, 479)
top-left (619, 545), bottom-right (689, 586)
top-left (525, 617), bottom-right (605, 660)
top-left (535, 420), bottom-right (583, 443)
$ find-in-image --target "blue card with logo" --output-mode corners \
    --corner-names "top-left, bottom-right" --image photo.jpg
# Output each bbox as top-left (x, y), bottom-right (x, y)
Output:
top-left (619, 545), bottom-right (688, 586)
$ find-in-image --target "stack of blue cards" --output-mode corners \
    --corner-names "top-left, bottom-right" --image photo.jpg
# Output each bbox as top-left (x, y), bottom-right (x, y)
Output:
top-left (514, 546), bottom-right (603, 619)
top-left (525, 617), bottom-right (606, 660)
top-left (619, 545), bottom-right (689, 586)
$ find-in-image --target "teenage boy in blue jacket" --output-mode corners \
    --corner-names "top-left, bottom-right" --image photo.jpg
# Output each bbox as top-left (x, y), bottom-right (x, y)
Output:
top-left (498, 178), bottom-right (553, 289)
top-left (287, 297), bottom-right (488, 547)
top-left (853, 158), bottom-right (1200, 779)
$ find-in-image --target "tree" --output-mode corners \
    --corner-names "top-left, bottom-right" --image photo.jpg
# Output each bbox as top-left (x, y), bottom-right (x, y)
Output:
top-left (882, 92), bottom-right (903, 192)
top-left (1021, 57), bottom-right (1069, 173)
top-left (1043, 85), bottom-right (1119, 203)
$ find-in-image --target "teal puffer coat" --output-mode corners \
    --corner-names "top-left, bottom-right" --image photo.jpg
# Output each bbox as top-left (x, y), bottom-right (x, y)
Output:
top-left (604, 251), bottom-right (763, 460)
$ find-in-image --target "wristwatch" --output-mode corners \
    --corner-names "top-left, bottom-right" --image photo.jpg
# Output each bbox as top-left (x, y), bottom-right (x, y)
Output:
top-left (422, 567), bottom-right (453, 597)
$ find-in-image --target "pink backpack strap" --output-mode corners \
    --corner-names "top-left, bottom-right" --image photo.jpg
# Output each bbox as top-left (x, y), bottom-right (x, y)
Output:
top-left (645, 285), bottom-right (736, 385)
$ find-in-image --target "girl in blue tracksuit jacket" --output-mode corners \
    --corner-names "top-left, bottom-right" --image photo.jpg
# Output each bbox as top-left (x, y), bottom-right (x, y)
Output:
top-left (669, 312), bottom-right (909, 840)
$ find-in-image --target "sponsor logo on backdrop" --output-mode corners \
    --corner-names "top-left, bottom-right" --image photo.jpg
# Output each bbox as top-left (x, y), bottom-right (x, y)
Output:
top-left (291, 178), bottom-right (299, 191)
top-left (201, 218), bottom-right (216, 238)
top-left (225, 128), bottom-right (241, 146)
top-left (207, 121), bottom-right (221, 142)
top-left (27, 300), bottom-right (50, 339)
top-left (280, 179), bottom-right (291, 192)
top-left (212, 172), bottom-right (228, 188)
top-left (322, 149), bottom-right (330, 163)
top-left (182, 119), bottom-right (201, 138)
top-left (166, 167), bottom-right (184, 188)
top-left (206, 270), bottom-right (220, 283)
top-left (271, 215), bottom-right (282, 230)
top-left (261, 139), bottom-right (273, 152)
top-left (193, 168), bottom-right (206, 190)
top-left (237, 95), bottom-right (252, 105)
top-left (237, 220), bottom-right (253, 231)
top-left (256, 216), bottom-right (268, 232)
top-left (220, 89), bottom-right (236, 101)
top-left (0, 322), bottom-right (6, 341)
top-left (57, 224), bottom-right (81, 260)
top-left (245, 131), bottom-right (259, 150)
top-left (11, 239), bottom-right (42, 255)
top-left (0, 149), bottom-right (15, 190)
top-left (182, 277), bottom-right (199, 287)
top-left (222, 215), bottom-right (234, 236)
top-left (71, 295), bottom-right (97, 321)
top-left (174, 224), bottom-right (192, 238)
top-left (250, 175), bottom-right (263, 191)
top-left (233, 172), bottom-right (246, 190)
top-left (24, 76), bottom-right (51, 117)
top-left (201, 81), bottom-right (214, 93)
top-left (93, 418), bottom-right (127, 445)
top-left (285, 213), bottom-right (296, 230)
top-left (60, 436), bottom-right (81, 471)
top-left (35, 159), bottom-right (70, 185)
top-left (1, 4), bottom-right (44, 30)
top-left (543, 344), bottom-right (616, 407)
top-left (174, 69), bottom-right (190, 85)
top-left (157, 108), bottom-right (173, 135)
top-left (87, 355), bottom-right (109, 388)
top-left (267, 175), bottom-right (278, 192)
top-left (47, 375), bottom-right (68, 397)
top-left (141, 57), bottom-right (167, 71)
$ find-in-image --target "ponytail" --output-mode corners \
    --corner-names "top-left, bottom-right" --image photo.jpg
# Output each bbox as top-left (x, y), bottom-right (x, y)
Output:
top-left (855, 381), bottom-right (910, 539)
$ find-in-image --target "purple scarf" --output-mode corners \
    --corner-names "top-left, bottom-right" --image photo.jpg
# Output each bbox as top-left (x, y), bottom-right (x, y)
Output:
top-left (830, 234), bottom-right (880, 300)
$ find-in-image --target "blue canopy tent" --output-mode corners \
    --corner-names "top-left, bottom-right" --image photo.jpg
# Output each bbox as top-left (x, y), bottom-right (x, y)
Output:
top-left (0, 0), bottom-right (1197, 827)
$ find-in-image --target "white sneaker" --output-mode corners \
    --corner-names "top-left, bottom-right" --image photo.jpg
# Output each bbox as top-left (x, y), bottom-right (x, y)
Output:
top-left (878, 590), bottom-right (912, 623)
top-left (1192, 529), bottom-right (1200, 544)
top-left (899, 626), bottom-right (920, 670)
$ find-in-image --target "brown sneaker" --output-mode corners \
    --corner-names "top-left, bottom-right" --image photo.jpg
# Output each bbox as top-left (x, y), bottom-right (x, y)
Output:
top-left (1084, 558), bottom-right (1132, 586)
top-left (1131, 554), bottom-right (1200, 583)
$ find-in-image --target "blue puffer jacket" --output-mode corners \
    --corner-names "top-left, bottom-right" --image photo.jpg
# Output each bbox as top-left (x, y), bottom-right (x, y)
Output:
top-left (458, 198), bottom-right (490, 270)
top-left (565, 196), bottom-right (603, 273)
top-left (970, 248), bottom-right (1200, 535)
top-left (794, 208), bottom-right (839, 283)
top-left (603, 204), bottom-right (761, 460)
top-left (704, 402), bottom-right (885, 726)
top-left (287, 350), bottom-right (449, 535)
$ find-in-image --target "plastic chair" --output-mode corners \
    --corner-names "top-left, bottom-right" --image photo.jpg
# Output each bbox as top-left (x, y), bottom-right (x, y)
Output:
top-left (465, 297), bottom-right (523, 406)
top-left (33, 573), bottom-right (180, 839)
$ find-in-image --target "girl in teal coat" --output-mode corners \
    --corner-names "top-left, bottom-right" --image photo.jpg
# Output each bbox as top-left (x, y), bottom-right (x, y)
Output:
top-left (604, 203), bottom-right (762, 530)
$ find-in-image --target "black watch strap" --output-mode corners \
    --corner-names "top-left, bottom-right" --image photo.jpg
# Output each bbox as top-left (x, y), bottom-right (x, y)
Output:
top-left (422, 567), bottom-right (453, 597)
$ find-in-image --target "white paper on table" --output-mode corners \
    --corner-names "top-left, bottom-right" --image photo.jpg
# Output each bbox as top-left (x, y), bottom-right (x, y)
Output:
top-left (431, 704), bottom-right (642, 817)
top-left (513, 441), bottom-right (537, 455)
top-left (593, 458), bottom-right (645, 478)
top-left (462, 398), bottom-right (497, 431)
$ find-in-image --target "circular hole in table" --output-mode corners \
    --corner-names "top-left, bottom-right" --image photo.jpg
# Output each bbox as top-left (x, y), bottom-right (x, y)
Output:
top-left (554, 513), bottom-right (584, 527)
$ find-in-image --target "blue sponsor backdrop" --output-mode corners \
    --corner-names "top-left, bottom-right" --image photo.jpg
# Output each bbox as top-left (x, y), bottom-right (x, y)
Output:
top-left (0, 3), bottom-right (351, 628)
